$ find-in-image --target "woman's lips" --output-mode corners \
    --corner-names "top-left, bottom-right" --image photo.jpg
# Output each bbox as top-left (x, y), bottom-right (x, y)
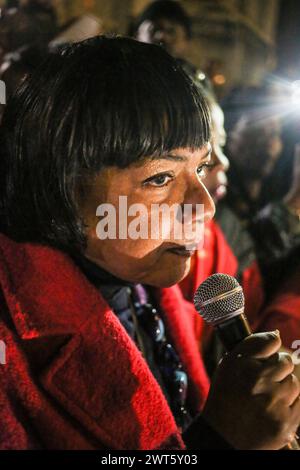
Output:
top-left (166, 244), bottom-right (197, 258)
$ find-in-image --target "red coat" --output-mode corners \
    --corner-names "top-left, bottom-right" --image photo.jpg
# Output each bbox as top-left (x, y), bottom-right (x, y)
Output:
top-left (0, 234), bottom-right (210, 450)
top-left (257, 268), bottom-right (300, 347)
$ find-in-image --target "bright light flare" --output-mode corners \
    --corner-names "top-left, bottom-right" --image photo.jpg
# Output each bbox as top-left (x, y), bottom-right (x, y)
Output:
top-left (291, 81), bottom-right (300, 106)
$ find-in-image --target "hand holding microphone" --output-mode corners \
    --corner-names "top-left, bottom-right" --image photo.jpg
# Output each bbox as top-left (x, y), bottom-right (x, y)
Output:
top-left (194, 274), bottom-right (300, 450)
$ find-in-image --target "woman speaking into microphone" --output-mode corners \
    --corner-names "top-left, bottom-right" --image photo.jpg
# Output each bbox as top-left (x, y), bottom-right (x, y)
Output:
top-left (0, 36), bottom-right (299, 450)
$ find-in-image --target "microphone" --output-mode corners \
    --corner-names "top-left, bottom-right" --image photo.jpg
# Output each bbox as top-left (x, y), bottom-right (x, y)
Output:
top-left (193, 273), bottom-right (300, 450)
top-left (193, 273), bottom-right (251, 351)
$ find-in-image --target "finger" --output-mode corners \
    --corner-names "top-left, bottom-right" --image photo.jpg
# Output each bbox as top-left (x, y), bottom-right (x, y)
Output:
top-left (276, 374), bottom-right (300, 406)
top-left (232, 331), bottom-right (282, 359)
top-left (259, 352), bottom-right (295, 382)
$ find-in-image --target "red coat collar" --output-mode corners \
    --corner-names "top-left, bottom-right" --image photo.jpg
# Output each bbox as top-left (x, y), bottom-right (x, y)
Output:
top-left (0, 234), bottom-right (209, 449)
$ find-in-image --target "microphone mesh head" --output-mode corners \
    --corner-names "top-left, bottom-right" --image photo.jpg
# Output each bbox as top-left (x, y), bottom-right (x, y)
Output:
top-left (193, 273), bottom-right (244, 324)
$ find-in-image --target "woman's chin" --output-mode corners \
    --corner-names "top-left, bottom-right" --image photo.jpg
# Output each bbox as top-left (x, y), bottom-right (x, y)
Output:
top-left (148, 257), bottom-right (191, 288)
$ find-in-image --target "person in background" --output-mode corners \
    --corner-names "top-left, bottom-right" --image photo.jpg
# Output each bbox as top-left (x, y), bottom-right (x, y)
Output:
top-left (223, 85), bottom-right (286, 221)
top-left (223, 85), bottom-right (300, 293)
top-left (132, 0), bottom-right (213, 95)
top-left (0, 0), bottom-right (58, 62)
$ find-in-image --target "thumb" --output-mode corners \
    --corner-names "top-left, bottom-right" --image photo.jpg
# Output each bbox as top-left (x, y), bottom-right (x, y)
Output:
top-left (232, 331), bottom-right (282, 359)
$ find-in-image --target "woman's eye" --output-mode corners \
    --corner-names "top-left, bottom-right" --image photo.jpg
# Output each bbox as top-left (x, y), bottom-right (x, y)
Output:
top-left (197, 163), bottom-right (214, 178)
top-left (143, 173), bottom-right (173, 187)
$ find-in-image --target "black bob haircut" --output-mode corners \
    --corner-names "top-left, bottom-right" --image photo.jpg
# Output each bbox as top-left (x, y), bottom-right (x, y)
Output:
top-left (0, 35), bottom-right (210, 253)
top-left (133, 0), bottom-right (192, 39)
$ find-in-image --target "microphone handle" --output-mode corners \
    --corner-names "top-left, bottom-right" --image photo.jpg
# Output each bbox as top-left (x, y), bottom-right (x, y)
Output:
top-left (215, 313), bottom-right (251, 351)
top-left (215, 313), bottom-right (300, 450)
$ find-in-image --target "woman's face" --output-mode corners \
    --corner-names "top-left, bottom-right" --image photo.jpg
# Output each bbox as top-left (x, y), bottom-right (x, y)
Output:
top-left (79, 145), bottom-right (215, 287)
top-left (203, 103), bottom-right (229, 203)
